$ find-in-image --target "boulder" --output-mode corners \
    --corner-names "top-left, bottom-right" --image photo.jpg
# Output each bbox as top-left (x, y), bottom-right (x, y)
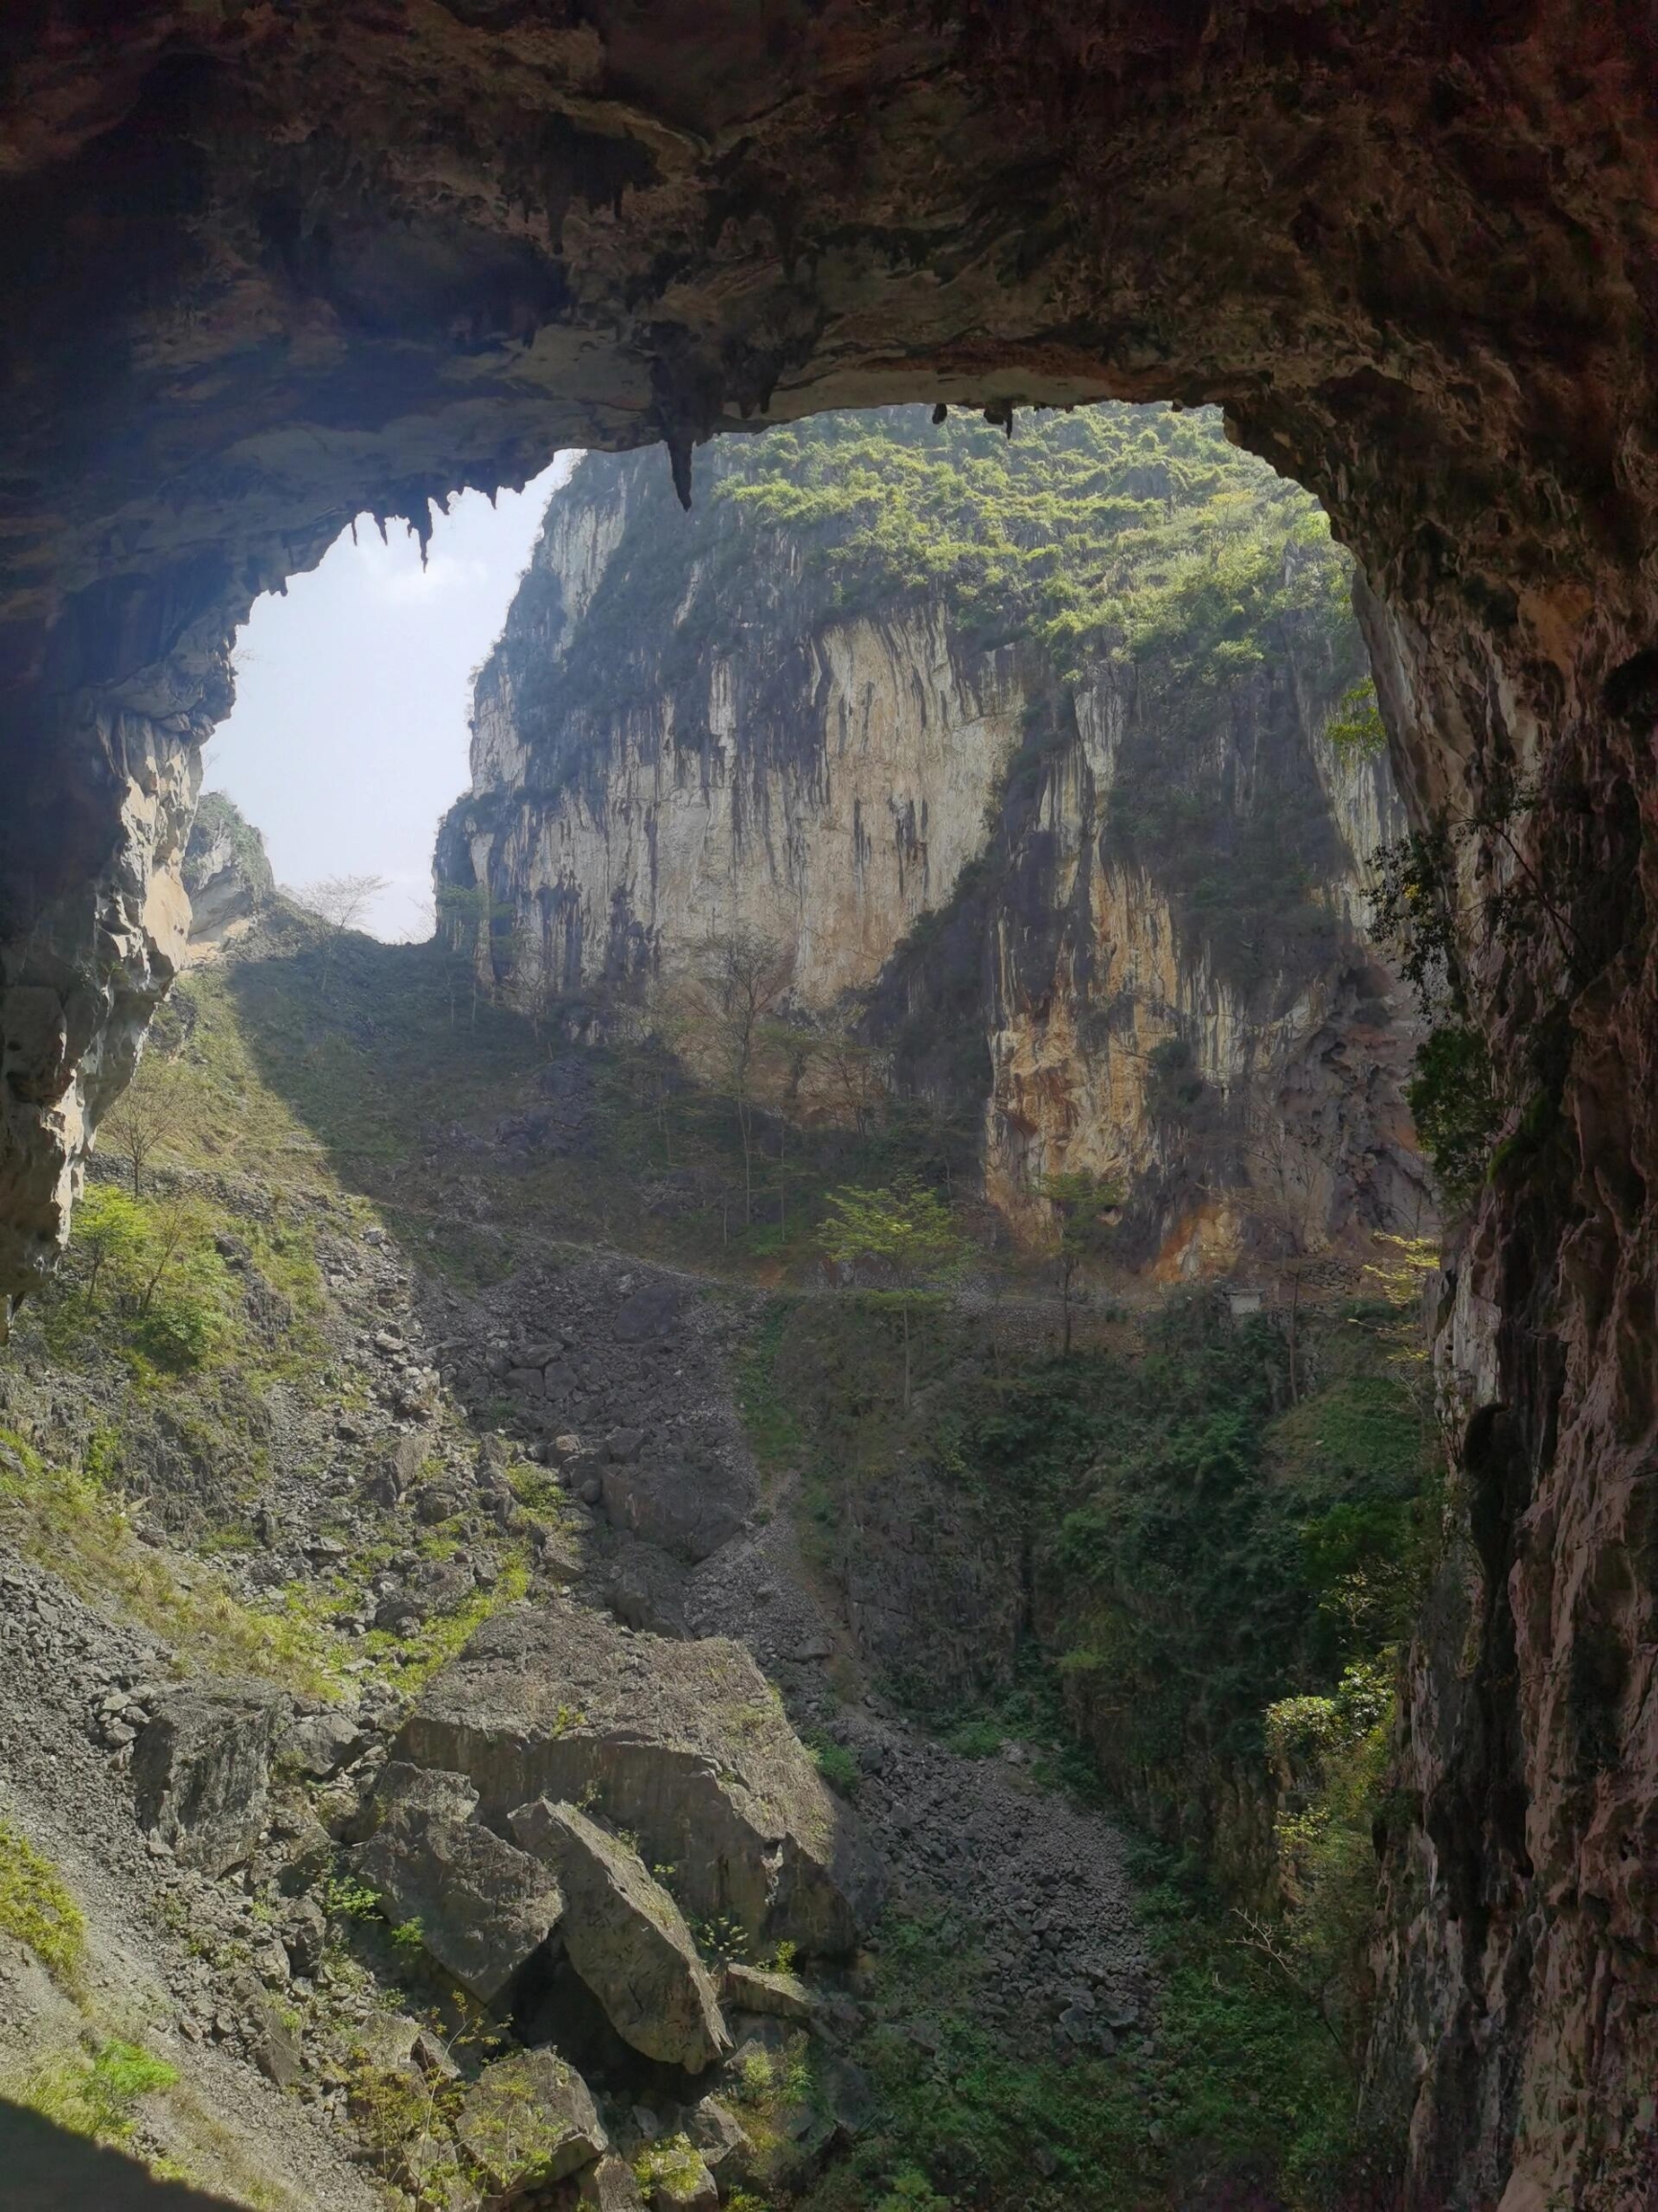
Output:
top-left (394, 1605), bottom-right (881, 1955)
top-left (635, 2138), bottom-right (719, 2211)
top-left (721, 1961), bottom-right (814, 2024)
top-left (579, 2154), bottom-right (647, 2209)
top-left (250, 1999), bottom-right (303, 2089)
top-left (278, 1709), bottom-right (367, 1779)
top-left (604, 1542), bottom-right (690, 1638)
top-left (355, 1767), bottom-right (564, 2003)
top-left (455, 2049), bottom-right (606, 2193)
top-left (510, 1798), bottom-right (730, 2072)
top-left (132, 1680), bottom-right (288, 1874)
top-left (415, 1482), bottom-right (466, 1524)
top-left (686, 2094), bottom-right (755, 2177)
top-left (613, 1285), bottom-right (681, 1343)
top-left (282, 1898), bottom-right (327, 1978)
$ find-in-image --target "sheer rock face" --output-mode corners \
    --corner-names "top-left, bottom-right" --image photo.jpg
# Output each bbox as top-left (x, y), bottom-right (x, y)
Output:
top-left (2, 8), bottom-right (1657, 2203)
top-left (441, 424), bottom-right (1427, 1273)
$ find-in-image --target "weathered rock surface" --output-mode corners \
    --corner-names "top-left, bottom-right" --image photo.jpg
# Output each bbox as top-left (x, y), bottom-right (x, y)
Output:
top-left (455, 2047), bottom-right (607, 2194)
top-left (598, 1453), bottom-right (748, 1565)
top-left (577, 2154), bottom-right (647, 2211)
top-left (132, 1680), bottom-right (288, 1875)
top-left (355, 1767), bottom-right (565, 2004)
top-left (720, 1962), bottom-right (812, 2026)
top-left (278, 1709), bottom-right (367, 1781)
top-left (510, 1797), bottom-right (730, 2073)
top-left (395, 1604), bottom-right (880, 1952)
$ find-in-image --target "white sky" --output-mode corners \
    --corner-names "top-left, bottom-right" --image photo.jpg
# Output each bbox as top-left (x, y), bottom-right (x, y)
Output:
top-left (204, 454), bottom-right (574, 941)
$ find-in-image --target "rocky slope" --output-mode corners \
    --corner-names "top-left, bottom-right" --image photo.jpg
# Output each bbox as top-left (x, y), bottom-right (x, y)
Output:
top-left (0, 925), bottom-right (1156, 2211)
top-left (439, 404), bottom-right (1431, 1277)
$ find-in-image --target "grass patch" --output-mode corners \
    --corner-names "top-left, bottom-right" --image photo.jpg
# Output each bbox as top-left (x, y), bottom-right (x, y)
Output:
top-left (9, 2037), bottom-right (179, 2148)
top-left (0, 1426), bottom-right (343, 1697)
top-left (0, 1818), bottom-right (85, 1985)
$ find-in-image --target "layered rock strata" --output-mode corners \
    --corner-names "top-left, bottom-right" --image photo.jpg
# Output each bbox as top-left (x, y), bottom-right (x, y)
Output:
top-left (2, 8), bottom-right (1657, 2203)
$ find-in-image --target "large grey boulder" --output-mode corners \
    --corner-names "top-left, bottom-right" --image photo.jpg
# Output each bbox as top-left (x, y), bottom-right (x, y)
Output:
top-left (132, 1680), bottom-right (289, 1874)
top-left (355, 1765), bottom-right (564, 2003)
top-left (510, 1797), bottom-right (731, 2072)
top-left (455, 2048), bottom-right (606, 2192)
top-left (394, 1604), bottom-right (881, 1955)
top-left (277, 1708), bottom-right (367, 1779)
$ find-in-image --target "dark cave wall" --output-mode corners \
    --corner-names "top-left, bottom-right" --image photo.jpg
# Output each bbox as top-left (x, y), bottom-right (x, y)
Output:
top-left (2, 6), bottom-right (1657, 2205)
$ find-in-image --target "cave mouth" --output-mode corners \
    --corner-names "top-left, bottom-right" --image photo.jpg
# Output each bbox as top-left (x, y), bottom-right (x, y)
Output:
top-left (4, 386), bottom-right (1441, 2212)
top-left (3, 11), bottom-right (1656, 2208)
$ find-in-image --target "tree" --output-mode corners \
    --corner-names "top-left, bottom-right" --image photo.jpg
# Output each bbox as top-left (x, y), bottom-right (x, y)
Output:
top-left (677, 929), bottom-right (796, 1228)
top-left (816, 1026), bottom-right (888, 1137)
top-left (1038, 1168), bottom-right (1122, 1355)
top-left (435, 880), bottom-right (516, 1027)
top-left (74, 1184), bottom-right (148, 1310)
top-left (819, 1176), bottom-right (968, 1413)
top-left (101, 1060), bottom-right (175, 1196)
top-left (297, 872), bottom-right (388, 995)
top-left (135, 1192), bottom-right (202, 1317)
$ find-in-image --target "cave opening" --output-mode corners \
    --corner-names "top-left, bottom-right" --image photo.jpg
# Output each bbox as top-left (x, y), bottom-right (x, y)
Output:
top-left (3, 9), bottom-right (1657, 2209)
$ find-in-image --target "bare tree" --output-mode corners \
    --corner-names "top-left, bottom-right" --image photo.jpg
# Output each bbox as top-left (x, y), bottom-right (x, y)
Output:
top-left (673, 929), bottom-right (796, 1228)
top-left (101, 1059), bottom-right (176, 1197)
top-left (296, 872), bottom-right (388, 994)
top-left (136, 1191), bottom-right (201, 1315)
top-left (816, 1026), bottom-right (888, 1136)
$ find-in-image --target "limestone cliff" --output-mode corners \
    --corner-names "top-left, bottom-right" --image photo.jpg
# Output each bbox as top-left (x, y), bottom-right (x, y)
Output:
top-left (439, 405), bottom-right (1431, 1271)
top-left (181, 792), bottom-right (274, 960)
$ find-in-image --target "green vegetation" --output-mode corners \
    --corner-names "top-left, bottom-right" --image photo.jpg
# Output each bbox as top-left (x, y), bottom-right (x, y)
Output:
top-left (819, 1179), bottom-right (969, 1411)
top-left (1323, 679), bottom-right (1388, 762)
top-left (0, 1817), bottom-right (85, 1984)
top-left (0, 1425), bottom-right (342, 1694)
top-left (805, 1731), bottom-right (860, 1795)
top-left (189, 791), bottom-right (275, 905)
top-left (1038, 1170), bottom-right (1121, 1355)
top-left (741, 1253), bottom-right (1435, 2209)
top-left (825, 1884), bottom-right (1374, 2212)
top-left (11, 2037), bottom-right (179, 2149)
top-left (714, 407), bottom-right (1349, 681)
